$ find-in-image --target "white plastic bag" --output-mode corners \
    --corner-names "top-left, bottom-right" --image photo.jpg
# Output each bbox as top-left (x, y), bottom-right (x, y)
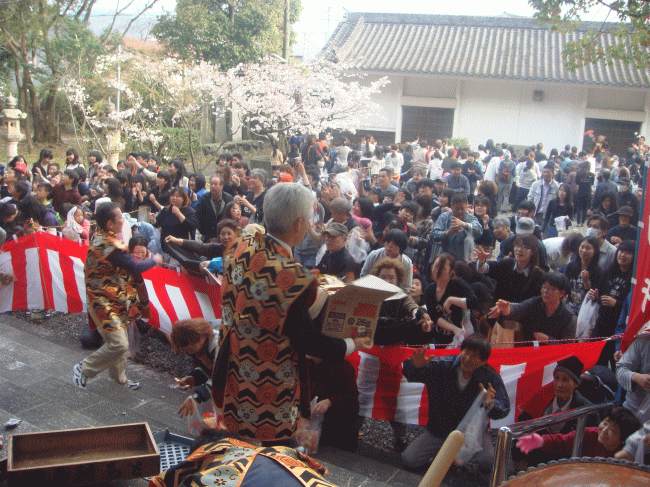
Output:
top-left (463, 228), bottom-right (475, 263)
top-left (555, 216), bottom-right (567, 232)
top-left (297, 397), bottom-right (325, 455)
top-left (187, 397), bottom-right (219, 436)
top-left (576, 298), bottom-right (599, 339)
top-left (455, 391), bottom-right (489, 465)
top-left (347, 226), bottom-right (369, 264)
top-left (450, 310), bottom-right (474, 347)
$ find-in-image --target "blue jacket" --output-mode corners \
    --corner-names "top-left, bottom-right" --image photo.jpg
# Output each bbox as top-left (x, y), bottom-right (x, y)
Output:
top-left (403, 355), bottom-right (510, 438)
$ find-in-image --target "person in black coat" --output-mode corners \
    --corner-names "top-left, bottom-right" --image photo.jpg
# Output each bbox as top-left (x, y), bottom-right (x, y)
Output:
top-left (475, 232), bottom-right (545, 304)
top-left (401, 334), bottom-right (509, 470)
top-left (606, 205), bottom-right (638, 245)
top-left (195, 175), bottom-right (233, 242)
top-left (316, 220), bottom-right (358, 282)
top-left (424, 253), bottom-right (478, 345)
top-left (154, 188), bottom-right (198, 257)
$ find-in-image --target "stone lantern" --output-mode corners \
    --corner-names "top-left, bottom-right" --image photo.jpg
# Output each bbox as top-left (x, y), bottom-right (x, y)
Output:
top-left (0, 95), bottom-right (27, 162)
top-left (99, 100), bottom-right (124, 168)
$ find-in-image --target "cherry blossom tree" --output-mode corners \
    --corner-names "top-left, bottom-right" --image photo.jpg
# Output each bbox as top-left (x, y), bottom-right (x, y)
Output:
top-left (211, 58), bottom-right (390, 143)
top-left (63, 53), bottom-right (389, 165)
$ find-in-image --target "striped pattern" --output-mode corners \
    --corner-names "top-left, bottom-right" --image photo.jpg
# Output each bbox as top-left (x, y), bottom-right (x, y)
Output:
top-left (349, 341), bottom-right (606, 427)
top-left (322, 13), bottom-right (650, 88)
top-left (0, 232), bottom-right (221, 334)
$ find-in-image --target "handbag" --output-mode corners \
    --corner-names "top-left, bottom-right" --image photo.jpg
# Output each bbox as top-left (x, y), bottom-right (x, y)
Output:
top-left (489, 323), bottom-right (514, 349)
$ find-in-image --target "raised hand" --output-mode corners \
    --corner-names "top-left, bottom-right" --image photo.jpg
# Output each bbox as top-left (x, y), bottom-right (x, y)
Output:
top-left (411, 346), bottom-right (434, 369)
top-left (480, 382), bottom-right (496, 409)
top-left (473, 245), bottom-right (491, 263)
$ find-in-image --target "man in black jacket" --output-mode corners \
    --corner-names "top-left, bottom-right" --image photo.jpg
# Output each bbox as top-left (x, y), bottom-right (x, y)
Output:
top-left (196, 175), bottom-right (233, 242)
top-left (401, 334), bottom-right (509, 470)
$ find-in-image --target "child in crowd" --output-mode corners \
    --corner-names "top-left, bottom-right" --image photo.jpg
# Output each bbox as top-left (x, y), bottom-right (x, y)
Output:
top-left (171, 318), bottom-right (220, 422)
top-left (62, 205), bottom-right (90, 243)
top-left (516, 406), bottom-right (640, 461)
top-left (129, 235), bottom-right (150, 261)
top-left (34, 181), bottom-right (59, 231)
top-left (125, 235), bottom-right (154, 359)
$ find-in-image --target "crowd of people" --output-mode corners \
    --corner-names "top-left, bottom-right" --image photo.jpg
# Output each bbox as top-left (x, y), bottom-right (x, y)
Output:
top-left (3, 132), bottom-right (650, 483)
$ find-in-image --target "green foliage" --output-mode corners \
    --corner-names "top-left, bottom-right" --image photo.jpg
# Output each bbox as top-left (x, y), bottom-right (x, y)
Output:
top-left (141, 126), bottom-right (203, 163)
top-left (0, 1), bottom-right (114, 143)
top-left (449, 137), bottom-right (471, 150)
top-left (530, 0), bottom-right (650, 70)
top-left (152, 0), bottom-right (302, 68)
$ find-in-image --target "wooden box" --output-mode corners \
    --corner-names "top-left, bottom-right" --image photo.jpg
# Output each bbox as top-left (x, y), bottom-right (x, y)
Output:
top-left (7, 423), bottom-right (160, 485)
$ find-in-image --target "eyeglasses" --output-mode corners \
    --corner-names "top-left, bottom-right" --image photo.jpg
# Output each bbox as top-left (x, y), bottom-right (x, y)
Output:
top-left (541, 285), bottom-right (560, 293)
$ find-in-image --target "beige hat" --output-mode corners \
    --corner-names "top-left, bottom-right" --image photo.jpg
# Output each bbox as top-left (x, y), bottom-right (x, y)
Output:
top-left (322, 219), bottom-right (348, 238)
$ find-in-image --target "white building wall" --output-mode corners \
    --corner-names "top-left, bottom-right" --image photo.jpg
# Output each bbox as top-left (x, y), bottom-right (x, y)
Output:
top-left (354, 75), bottom-right (400, 132)
top-left (361, 74), bottom-right (649, 150)
top-left (456, 79), bottom-right (586, 150)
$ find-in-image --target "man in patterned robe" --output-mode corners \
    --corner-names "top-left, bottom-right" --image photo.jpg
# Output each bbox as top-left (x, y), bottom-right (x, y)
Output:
top-left (149, 432), bottom-right (337, 487)
top-left (214, 183), bottom-right (371, 443)
top-left (73, 202), bottom-right (160, 390)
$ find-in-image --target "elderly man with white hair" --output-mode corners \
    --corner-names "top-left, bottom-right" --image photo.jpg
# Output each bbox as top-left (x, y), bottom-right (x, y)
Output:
top-left (213, 183), bottom-right (371, 445)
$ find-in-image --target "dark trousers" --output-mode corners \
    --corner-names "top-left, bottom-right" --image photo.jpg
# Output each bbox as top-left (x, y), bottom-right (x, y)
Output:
top-left (575, 194), bottom-right (591, 224)
top-left (514, 187), bottom-right (530, 210)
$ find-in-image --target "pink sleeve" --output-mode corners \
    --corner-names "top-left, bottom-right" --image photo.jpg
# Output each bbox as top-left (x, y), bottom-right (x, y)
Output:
top-left (81, 220), bottom-right (90, 241)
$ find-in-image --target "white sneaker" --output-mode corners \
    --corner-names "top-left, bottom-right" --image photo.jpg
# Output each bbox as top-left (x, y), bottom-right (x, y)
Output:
top-left (73, 362), bottom-right (87, 389)
top-left (125, 380), bottom-right (140, 390)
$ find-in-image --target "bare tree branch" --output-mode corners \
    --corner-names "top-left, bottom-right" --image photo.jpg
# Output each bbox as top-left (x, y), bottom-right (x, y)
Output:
top-left (61, 0), bottom-right (76, 18)
top-left (102, 0), bottom-right (137, 40)
top-left (82, 0), bottom-right (99, 25)
top-left (122, 0), bottom-right (161, 37)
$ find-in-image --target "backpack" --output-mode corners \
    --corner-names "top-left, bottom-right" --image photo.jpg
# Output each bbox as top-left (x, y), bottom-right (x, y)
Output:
top-left (498, 160), bottom-right (512, 183)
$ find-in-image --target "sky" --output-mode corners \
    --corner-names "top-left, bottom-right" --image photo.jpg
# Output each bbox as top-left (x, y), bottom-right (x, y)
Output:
top-left (94, 0), bottom-right (614, 60)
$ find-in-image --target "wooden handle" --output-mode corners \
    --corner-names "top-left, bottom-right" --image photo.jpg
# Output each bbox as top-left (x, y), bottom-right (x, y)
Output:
top-left (417, 430), bottom-right (465, 487)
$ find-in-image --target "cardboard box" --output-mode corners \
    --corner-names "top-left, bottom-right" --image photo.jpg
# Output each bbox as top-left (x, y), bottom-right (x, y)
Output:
top-left (318, 275), bottom-right (402, 342)
top-left (8, 423), bottom-right (160, 485)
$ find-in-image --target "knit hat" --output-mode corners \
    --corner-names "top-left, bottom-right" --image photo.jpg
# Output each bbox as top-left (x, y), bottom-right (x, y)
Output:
top-left (555, 356), bottom-right (584, 385)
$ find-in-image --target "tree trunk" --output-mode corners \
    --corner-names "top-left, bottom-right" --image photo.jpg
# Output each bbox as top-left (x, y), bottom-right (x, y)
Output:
top-left (283, 0), bottom-right (290, 60)
top-left (14, 61), bottom-right (34, 152)
top-left (29, 82), bottom-right (60, 145)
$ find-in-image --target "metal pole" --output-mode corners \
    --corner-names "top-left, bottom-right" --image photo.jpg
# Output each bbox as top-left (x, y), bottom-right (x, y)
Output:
top-left (490, 427), bottom-right (512, 487)
top-left (282, 0), bottom-right (290, 61)
top-left (572, 415), bottom-right (587, 458)
top-left (116, 44), bottom-right (121, 113)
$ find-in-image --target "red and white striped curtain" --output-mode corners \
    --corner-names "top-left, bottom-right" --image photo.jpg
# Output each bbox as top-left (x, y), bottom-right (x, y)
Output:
top-left (1, 232), bottom-right (608, 426)
top-left (0, 232), bottom-right (221, 333)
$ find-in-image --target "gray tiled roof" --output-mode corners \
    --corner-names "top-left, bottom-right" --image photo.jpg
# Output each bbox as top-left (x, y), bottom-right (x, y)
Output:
top-left (320, 13), bottom-right (650, 88)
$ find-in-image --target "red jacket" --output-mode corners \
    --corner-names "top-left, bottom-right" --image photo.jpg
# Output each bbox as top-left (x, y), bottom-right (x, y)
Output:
top-left (540, 427), bottom-right (616, 458)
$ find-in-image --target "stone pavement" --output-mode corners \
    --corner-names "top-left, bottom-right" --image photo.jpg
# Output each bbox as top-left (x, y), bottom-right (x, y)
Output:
top-left (0, 313), bottom-right (487, 487)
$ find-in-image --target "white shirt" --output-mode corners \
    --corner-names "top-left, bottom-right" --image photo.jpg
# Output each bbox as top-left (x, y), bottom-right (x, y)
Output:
top-left (484, 157), bottom-right (501, 183)
top-left (385, 152), bottom-right (404, 174)
top-left (427, 159), bottom-right (443, 180)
